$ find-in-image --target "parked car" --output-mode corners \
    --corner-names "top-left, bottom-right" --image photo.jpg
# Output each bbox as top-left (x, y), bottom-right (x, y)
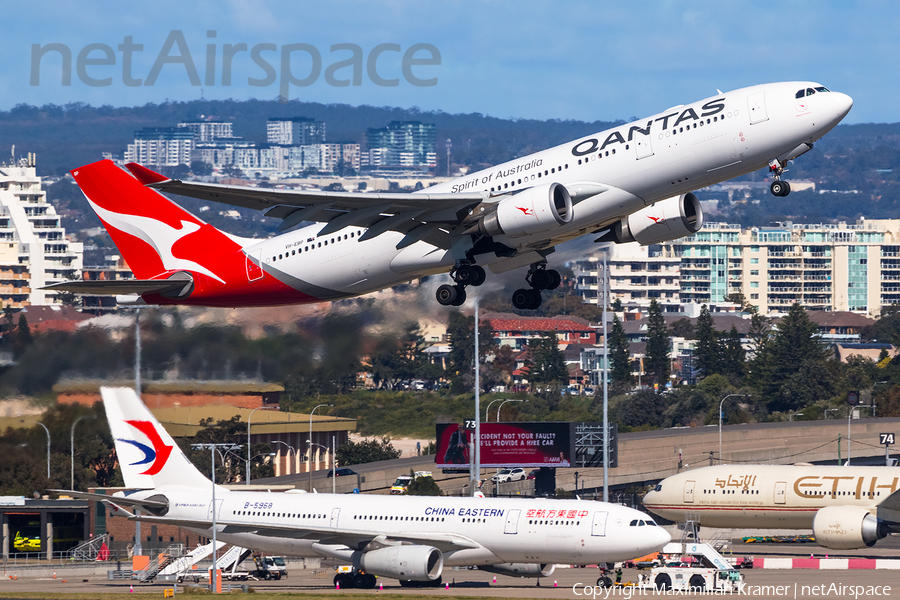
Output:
top-left (326, 468), bottom-right (357, 478)
top-left (491, 468), bottom-right (527, 483)
top-left (526, 469), bottom-right (540, 480)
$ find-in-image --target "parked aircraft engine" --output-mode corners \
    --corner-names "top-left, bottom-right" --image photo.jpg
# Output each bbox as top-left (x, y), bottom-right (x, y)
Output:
top-left (480, 563), bottom-right (556, 578)
top-left (355, 545), bottom-right (443, 581)
top-left (599, 193), bottom-right (702, 245)
top-left (469, 182), bottom-right (573, 238)
top-left (812, 506), bottom-right (887, 549)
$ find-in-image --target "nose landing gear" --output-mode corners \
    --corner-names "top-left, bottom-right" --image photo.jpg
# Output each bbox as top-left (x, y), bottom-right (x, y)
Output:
top-left (768, 159), bottom-right (792, 197)
top-left (435, 262), bottom-right (486, 306)
top-left (511, 264), bottom-right (561, 310)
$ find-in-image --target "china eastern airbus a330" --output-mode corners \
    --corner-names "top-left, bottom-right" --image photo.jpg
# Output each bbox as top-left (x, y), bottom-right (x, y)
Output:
top-left (56, 387), bottom-right (670, 587)
top-left (48, 82), bottom-right (852, 309)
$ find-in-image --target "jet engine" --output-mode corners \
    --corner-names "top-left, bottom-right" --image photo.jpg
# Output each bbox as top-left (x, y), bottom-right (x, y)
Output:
top-left (812, 506), bottom-right (887, 549)
top-left (354, 545), bottom-right (443, 581)
top-left (480, 563), bottom-right (556, 578)
top-left (600, 193), bottom-right (703, 245)
top-left (468, 182), bottom-right (573, 238)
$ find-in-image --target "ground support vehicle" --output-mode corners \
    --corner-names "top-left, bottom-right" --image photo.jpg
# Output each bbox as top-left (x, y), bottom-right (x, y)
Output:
top-left (638, 566), bottom-right (743, 592)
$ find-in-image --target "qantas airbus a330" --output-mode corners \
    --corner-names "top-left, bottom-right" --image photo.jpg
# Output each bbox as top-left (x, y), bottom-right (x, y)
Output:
top-left (49, 82), bottom-right (852, 309)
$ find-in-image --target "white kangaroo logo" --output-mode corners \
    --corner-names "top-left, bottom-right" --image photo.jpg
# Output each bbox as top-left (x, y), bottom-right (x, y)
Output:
top-left (88, 199), bottom-right (226, 283)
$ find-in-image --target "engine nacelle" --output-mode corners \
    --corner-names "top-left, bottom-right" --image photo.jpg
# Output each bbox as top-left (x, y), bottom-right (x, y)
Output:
top-left (355, 545), bottom-right (443, 581)
top-left (480, 563), bottom-right (556, 578)
top-left (473, 182), bottom-right (573, 238)
top-left (603, 193), bottom-right (703, 245)
top-left (812, 506), bottom-right (887, 549)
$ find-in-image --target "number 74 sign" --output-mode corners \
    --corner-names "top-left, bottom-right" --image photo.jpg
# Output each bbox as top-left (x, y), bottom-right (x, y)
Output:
top-left (880, 433), bottom-right (895, 446)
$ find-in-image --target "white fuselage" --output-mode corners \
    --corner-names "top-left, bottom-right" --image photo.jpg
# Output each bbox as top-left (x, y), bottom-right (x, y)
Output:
top-left (143, 488), bottom-right (669, 565)
top-left (247, 82), bottom-right (851, 299)
top-left (643, 465), bottom-right (899, 529)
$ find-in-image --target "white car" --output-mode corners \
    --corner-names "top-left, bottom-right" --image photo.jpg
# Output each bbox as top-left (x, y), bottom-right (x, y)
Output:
top-left (491, 468), bottom-right (527, 483)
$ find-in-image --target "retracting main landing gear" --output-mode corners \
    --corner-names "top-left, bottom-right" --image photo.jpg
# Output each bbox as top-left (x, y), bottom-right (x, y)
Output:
top-left (768, 158), bottom-right (792, 197)
top-left (511, 263), bottom-right (561, 310)
top-left (435, 262), bottom-right (486, 307)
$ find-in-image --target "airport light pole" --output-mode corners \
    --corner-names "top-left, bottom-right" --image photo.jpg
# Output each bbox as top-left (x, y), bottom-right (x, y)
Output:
top-left (36, 422), bottom-right (50, 479)
top-left (271, 441), bottom-right (296, 476)
top-left (484, 399), bottom-right (503, 422)
top-left (308, 404), bottom-right (332, 492)
top-left (496, 399), bottom-right (526, 422)
top-left (718, 394), bottom-right (749, 464)
top-left (473, 297), bottom-right (482, 496)
top-left (602, 252), bottom-right (609, 502)
top-left (70, 414), bottom-right (95, 490)
top-left (246, 406), bottom-right (274, 485)
top-left (191, 443), bottom-right (240, 594)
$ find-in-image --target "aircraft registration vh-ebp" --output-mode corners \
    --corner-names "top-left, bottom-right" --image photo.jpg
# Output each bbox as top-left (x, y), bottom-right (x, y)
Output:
top-left (47, 82), bottom-right (851, 310)
top-left (642, 464), bottom-right (900, 550)
top-left (56, 388), bottom-right (670, 587)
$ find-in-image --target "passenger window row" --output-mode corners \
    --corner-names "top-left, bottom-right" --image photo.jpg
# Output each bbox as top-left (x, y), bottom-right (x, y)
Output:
top-left (352, 515), bottom-right (444, 522)
top-left (271, 230), bottom-right (364, 263)
top-left (490, 165), bottom-right (569, 193)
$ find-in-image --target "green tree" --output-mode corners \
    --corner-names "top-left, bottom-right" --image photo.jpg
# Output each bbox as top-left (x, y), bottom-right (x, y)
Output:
top-left (404, 474), bottom-right (442, 496)
top-left (336, 437), bottom-right (402, 466)
top-left (644, 299), bottom-right (670, 385)
top-left (615, 389), bottom-right (666, 428)
top-left (722, 326), bottom-right (746, 380)
top-left (764, 303), bottom-right (830, 411)
top-left (694, 305), bottom-right (721, 378)
top-left (523, 330), bottom-right (567, 387)
top-left (745, 312), bottom-right (772, 389)
top-left (446, 310), bottom-right (493, 392)
top-left (608, 315), bottom-right (632, 387)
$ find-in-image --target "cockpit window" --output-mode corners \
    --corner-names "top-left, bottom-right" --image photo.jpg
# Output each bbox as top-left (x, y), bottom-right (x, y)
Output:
top-left (796, 90), bottom-right (805, 99)
top-left (647, 520), bottom-right (657, 526)
top-left (806, 88), bottom-right (816, 96)
top-left (629, 519), bottom-right (638, 526)
top-left (654, 484), bottom-right (662, 492)
top-left (815, 86), bottom-right (830, 93)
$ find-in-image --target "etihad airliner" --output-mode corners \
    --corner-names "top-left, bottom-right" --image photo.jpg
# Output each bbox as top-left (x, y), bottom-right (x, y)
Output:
top-left (643, 464), bottom-right (900, 550)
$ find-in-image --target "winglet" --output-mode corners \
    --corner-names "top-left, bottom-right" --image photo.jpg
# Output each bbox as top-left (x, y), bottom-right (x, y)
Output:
top-left (125, 162), bottom-right (171, 185)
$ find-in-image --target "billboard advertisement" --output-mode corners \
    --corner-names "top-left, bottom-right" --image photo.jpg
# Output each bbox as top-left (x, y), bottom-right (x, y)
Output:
top-left (435, 422), bottom-right (574, 468)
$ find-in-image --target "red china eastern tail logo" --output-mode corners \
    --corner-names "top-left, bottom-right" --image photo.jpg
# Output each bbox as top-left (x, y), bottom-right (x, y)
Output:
top-left (118, 420), bottom-right (173, 475)
top-left (516, 206), bottom-right (535, 216)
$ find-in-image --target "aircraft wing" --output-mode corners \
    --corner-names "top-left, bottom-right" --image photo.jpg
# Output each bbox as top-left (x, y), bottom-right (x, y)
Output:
top-left (132, 514), bottom-right (481, 553)
top-left (124, 164), bottom-right (607, 244)
top-left (41, 279), bottom-right (190, 295)
top-left (50, 489), bottom-right (167, 511)
top-left (125, 163), bottom-right (486, 240)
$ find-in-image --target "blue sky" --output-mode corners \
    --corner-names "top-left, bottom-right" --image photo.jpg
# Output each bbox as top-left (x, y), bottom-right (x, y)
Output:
top-left (4, 1), bottom-right (897, 123)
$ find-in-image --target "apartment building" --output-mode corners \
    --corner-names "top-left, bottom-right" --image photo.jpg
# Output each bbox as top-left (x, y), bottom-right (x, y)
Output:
top-left (663, 219), bottom-right (899, 317)
top-left (176, 121), bottom-right (234, 142)
top-left (571, 243), bottom-right (682, 313)
top-left (573, 219), bottom-right (900, 318)
top-left (0, 155), bottom-right (83, 306)
top-left (267, 117), bottom-right (326, 146)
top-left (124, 127), bottom-right (194, 167)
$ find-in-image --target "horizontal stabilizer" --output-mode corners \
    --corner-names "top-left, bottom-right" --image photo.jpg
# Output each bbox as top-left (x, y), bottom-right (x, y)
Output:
top-left (49, 489), bottom-right (166, 510)
top-left (42, 279), bottom-right (189, 296)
